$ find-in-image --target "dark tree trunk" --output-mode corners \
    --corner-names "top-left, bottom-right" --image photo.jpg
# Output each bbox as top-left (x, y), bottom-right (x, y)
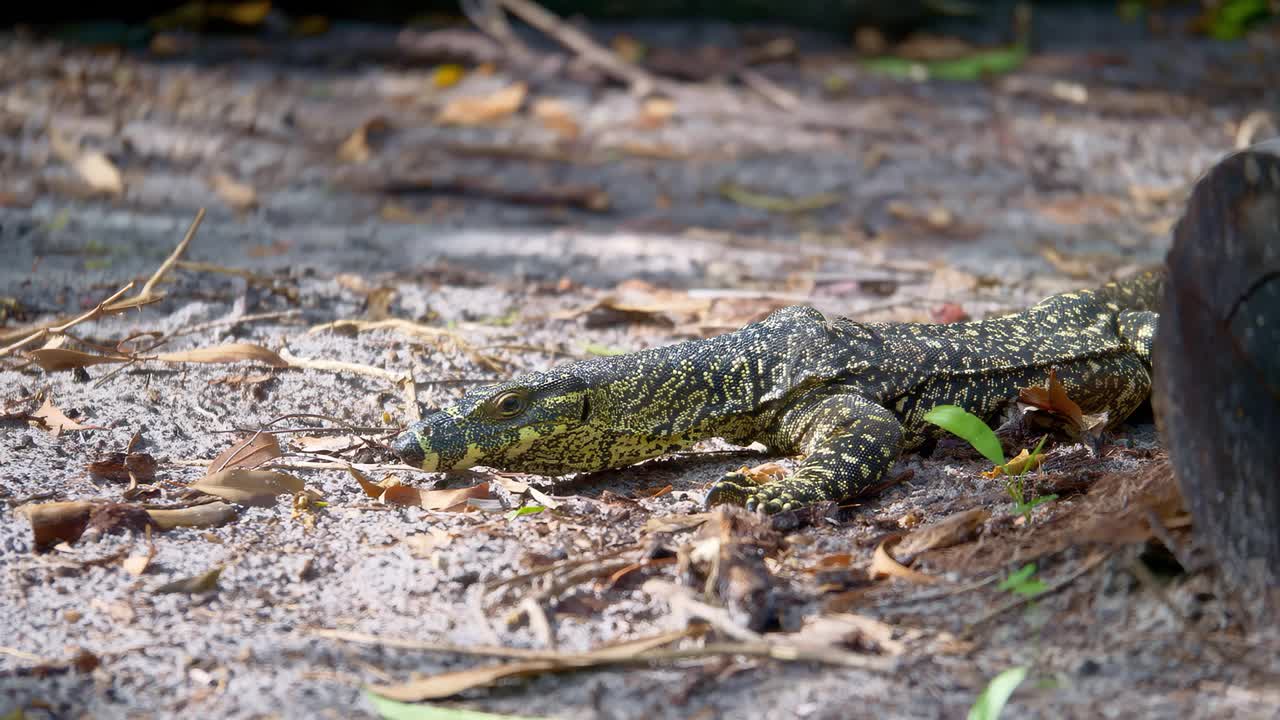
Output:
top-left (1154, 138), bottom-right (1280, 622)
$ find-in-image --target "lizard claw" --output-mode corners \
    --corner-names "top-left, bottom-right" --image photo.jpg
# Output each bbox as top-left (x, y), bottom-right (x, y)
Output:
top-left (704, 470), bottom-right (760, 509)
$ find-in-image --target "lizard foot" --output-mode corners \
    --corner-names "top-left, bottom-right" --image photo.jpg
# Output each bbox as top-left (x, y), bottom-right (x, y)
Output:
top-left (704, 463), bottom-right (788, 510)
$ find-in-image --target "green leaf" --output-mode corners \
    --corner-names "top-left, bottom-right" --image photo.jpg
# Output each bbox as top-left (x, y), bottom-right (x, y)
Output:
top-left (861, 44), bottom-right (1027, 82)
top-left (924, 405), bottom-right (1005, 465)
top-left (581, 342), bottom-right (627, 357)
top-left (505, 505), bottom-right (546, 521)
top-left (367, 693), bottom-right (546, 720)
top-left (998, 563), bottom-right (1047, 598)
top-left (967, 666), bottom-right (1030, 720)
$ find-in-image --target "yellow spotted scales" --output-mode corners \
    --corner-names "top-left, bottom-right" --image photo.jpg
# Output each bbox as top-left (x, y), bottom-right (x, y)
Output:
top-left (393, 272), bottom-right (1162, 513)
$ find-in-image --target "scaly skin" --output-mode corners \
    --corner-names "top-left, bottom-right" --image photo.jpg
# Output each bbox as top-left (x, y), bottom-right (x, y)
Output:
top-left (392, 272), bottom-right (1163, 513)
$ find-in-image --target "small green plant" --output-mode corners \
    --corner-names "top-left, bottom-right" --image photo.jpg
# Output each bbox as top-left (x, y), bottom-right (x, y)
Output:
top-left (967, 666), bottom-right (1030, 720)
top-left (998, 563), bottom-right (1047, 599)
top-left (505, 505), bottom-right (545, 521)
top-left (923, 405), bottom-right (1054, 521)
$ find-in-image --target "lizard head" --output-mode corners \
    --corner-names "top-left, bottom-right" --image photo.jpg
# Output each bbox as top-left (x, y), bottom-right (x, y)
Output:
top-left (391, 364), bottom-right (693, 475)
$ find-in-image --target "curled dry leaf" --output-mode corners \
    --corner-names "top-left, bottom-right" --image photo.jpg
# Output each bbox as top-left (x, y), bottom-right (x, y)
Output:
top-left (436, 82), bottom-right (527, 126)
top-left (191, 468), bottom-right (306, 507)
top-left (337, 116), bottom-right (390, 164)
top-left (27, 348), bottom-right (130, 372)
top-left (21, 501), bottom-right (95, 548)
top-left (153, 566), bottom-right (222, 595)
top-left (88, 452), bottom-right (158, 482)
top-left (532, 98), bottom-right (581, 140)
top-left (151, 342), bottom-right (288, 367)
top-left (893, 508), bottom-right (989, 559)
top-left (209, 433), bottom-right (282, 472)
top-left (72, 152), bottom-right (126, 196)
top-left (869, 537), bottom-right (938, 584)
top-left (210, 173), bottom-right (258, 211)
top-left (982, 447), bottom-right (1046, 479)
top-left (146, 502), bottom-right (238, 530)
top-left (30, 397), bottom-right (105, 436)
top-left (634, 97), bottom-right (676, 130)
top-left (347, 466), bottom-right (491, 511)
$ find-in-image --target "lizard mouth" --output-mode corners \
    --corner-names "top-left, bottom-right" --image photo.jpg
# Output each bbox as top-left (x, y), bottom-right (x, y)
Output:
top-left (390, 426), bottom-right (427, 466)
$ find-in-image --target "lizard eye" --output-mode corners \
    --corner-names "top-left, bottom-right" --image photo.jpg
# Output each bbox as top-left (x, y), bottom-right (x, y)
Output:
top-left (490, 390), bottom-right (529, 419)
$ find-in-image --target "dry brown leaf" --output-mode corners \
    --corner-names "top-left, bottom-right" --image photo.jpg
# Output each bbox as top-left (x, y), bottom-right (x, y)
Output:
top-left (153, 566), bottom-right (222, 594)
top-left (151, 342), bottom-right (288, 367)
top-left (27, 348), bottom-right (129, 372)
top-left (790, 613), bottom-right (907, 656)
top-left (211, 173), bottom-right (258, 210)
top-left (122, 538), bottom-right (156, 576)
top-left (87, 452), bottom-right (158, 482)
top-left (20, 501), bottom-right (95, 548)
top-left (347, 466), bottom-right (491, 511)
top-left (74, 152), bottom-right (125, 195)
top-left (191, 468), bottom-right (306, 507)
top-left (634, 97), bottom-right (676, 130)
top-left (1019, 369), bottom-right (1085, 430)
top-left (30, 397), bottom-right (104, 436)
top-left (209, 433), bottom-right (282, 472)
top-left (556, 279), bottom-right (711, 326)
top-left (146, 502), bottom-right (237, 530)
top-left (894, 508), bottom-right (989, 559)
top-left (369, 629), bottom-right (690, 702)
top-left (984, 448), bottom-right (1046, 479)
top-left (402, 527), bottom-right (455, 557)
top-left (337, 117), bottom-right (389, 163)
top-left (436, 83), bottom-right (527, 126)
top-left (869, 537), bottom-right (938, 584)
top-left (291, 435), bottom-right (360, 454)
top-left (532, 99), bottom-right (581, 140)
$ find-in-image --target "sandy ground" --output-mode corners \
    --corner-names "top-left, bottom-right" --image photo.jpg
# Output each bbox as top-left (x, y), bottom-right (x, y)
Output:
top-left (2, 6), bottom-right (1279, 719)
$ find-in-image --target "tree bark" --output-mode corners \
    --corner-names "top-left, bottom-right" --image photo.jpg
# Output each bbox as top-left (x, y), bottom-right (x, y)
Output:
top-left (1154, 138), bottom-right (1280, 622)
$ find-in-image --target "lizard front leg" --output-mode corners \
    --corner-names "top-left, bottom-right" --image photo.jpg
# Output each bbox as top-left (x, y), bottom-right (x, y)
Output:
top-left (706, 392), bottom-right (904, 513)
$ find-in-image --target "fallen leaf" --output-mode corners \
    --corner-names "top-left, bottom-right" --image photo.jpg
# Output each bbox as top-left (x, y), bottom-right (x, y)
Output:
top-left (436, 83), bottom-right (526, 126)
top-left (1018, 369), bottom-right (1085, 431)
top-left (291, 435), bottom-right (360, 454)
top-left (122, 536), bottom-right (156, 576)
top-left (894, 509), bottom-right (989, 559)
top-left (337, 116), bottom-right (390, 164)
top-left (74, 152), bottom-right (126, 195)
top-left (87, 452), bottom-right (158, 482)
top-left (634, 97), bottom-right (676, 130)
top-left (151, 342), bottom-right (288, 367)
top-left (432, 64), bottom-right (465, 88)
top-left (402, 527), bottom-right (454, 557)
top-left (153, 566), bottom-right (222, 594)
top-left (983, 447), bottom-right (1046, 479)
top-left (209, 433), bottom-right (282, 472)
top-left (532, 99), bottom-right (581, 140)
top-left (789, 613), bottom-right (906, 656)
top-left (348, 466), bottom-right (491, 511)
top-left (30, 397), bottom-right (105, 436)
top-left (556, 279), bottom-right (711, 327)
top-left (720, 182), bottom-right (841, 214)
top-left (146, 502), bottom-right (238, 530)
top-left (27, 348), bottom-right (130, 372)
top-left (211, 173), bottom-right (257, 210)
top-left (191, 468), bottom-right (306, 507)
top-left (368, 630), bottom-right (691, 702)
top-left (20, 501), bottom-right (95, 548)
top-left (869, 537), bottom-right (938, 584)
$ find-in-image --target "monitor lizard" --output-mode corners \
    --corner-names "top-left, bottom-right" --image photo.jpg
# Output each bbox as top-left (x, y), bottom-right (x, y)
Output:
top-left (393, 272), bottom-right (1162, 513)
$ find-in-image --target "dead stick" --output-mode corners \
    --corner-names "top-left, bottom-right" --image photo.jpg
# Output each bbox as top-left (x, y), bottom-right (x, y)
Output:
top-left (492, 0), bottom-right (668, 95)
